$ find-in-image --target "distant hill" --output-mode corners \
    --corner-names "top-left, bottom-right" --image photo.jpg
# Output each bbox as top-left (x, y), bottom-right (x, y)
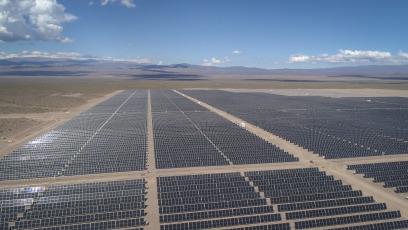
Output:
top-left (0, 57), bottom-right (407, 80)
top-left (140, 63), bottom-right (408, 80)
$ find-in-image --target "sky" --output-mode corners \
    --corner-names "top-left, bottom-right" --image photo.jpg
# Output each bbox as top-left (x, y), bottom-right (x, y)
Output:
top-left (0, 0), bottom-right (408, 69)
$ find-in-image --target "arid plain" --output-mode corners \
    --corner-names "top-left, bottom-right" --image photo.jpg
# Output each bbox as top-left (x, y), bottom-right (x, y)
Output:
top-left (0, 73), bottom-right (408, 229)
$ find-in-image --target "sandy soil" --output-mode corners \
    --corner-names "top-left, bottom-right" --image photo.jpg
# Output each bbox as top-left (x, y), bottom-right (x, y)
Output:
top-left (0, 118), bottom-right (41, 140)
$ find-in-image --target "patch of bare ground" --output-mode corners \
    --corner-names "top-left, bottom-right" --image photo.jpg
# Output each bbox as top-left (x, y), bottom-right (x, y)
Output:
top-left (0, 78), bottom-right (107, 114)
top-left (0, 118), bottom-right (41, 140)
top-left (52, 93), bottom-right (84, 97)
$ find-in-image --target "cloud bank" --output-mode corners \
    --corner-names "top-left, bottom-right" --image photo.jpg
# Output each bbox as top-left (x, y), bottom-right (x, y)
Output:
top-left (203, 58), bottom-right (222, 66)
top-left (202, 56), bottom-right (232, 66)
top-left (288, 50), bottom-right (408, 65)
top-left (0, 50), bottom-right (151, 63)
top-left (0, 0), bottom-right (77, 43)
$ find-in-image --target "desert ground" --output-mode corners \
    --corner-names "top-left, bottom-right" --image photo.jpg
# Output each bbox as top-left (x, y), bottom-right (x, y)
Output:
top-left (1, 75), bottom-right (407, 146)
top-left (0, 75), bottom-right (408, 229)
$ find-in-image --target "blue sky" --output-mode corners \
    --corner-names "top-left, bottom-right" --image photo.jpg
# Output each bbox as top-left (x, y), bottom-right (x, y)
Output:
top-left (1, 0), bottom-right (408, 69)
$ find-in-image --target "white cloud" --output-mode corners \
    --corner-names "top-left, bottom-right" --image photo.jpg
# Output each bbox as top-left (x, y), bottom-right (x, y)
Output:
top-left (211, 58), bottom-right (222, 64)
top-left (0, 0), bottom-right (76, 43)
top-left (101, 0), bottom-right (135, 7)
top-left (203, 57), bottom-right (223, 66)
top-left (288, 49), bottom-right (408, 64)
top-left (398, 50), bottom-right (408, 59)
top-left (0, 50), bottom-right (84, 59)
top-left (288, 54), bottom-right (311, 63)
top-left (224, 56), bottom-right (230, 62)
top-left (233, 50), bottom-right (243, 55)
top-left (101, 0), bottom-right (112, 6)
top-left (0, 51), bottom-right (151, 63)
top-left (112, 57), bottom-right (151, 63)
top-left (121, 0), bottom-right (136, 8)
top-left (158, 60), bottom-right (163, 65)
top-left (89, 1), bottom-right (94, 6)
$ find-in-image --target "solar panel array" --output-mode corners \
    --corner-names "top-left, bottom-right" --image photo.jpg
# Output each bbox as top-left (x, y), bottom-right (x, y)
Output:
top-left (181, 90), bottom-right (408, 159)
top-left (2, 89), bottom-right (408, 229)
top-left (348, 161), bottom-right (408, 193)
top-left (157, 172), bottom-right (288, 230)
top-left (328, 220), bottom-right (408, 230)
top-left (153, 111), bottom-right (229, 168)
top-left (151, 90), bottom-right (297, 169)
top-left (0, 90), bottom-right (147, 180)
top-left (186, 111), bottom-right (298, 165)
top-left (0, 179), bottom-right (146, 229)
top-left (246, 168), bottom-right (407, 229)
top-left (157, 169), bottom-right (408, 229)
top-left (151, 90), bottom-right (209, 113)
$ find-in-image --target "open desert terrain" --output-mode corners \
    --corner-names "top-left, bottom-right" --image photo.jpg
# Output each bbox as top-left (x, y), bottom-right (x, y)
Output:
top-left (0, 73), bottom-right (407, 229)
top-left (1, 74), bottom-right (407, 157)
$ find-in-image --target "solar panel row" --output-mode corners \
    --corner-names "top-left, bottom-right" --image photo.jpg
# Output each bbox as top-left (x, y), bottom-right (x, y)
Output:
top-left (161, 214), bottom-right (282, 230)
top-left (294, 211), bottom-right (401, 229)
top-left (159, 199), bottom-right (267, 215)
top-left (286, 203), bottom-right (387, 220)
top-left (278, 196), bottom-right (375, 212)
top-left (13, 210), bottom-right (145, 228)
top-left (0, 186), bottom-right (45, 202)
top-left (227, 223), bottom-right (291, 230)
top-left (348, 160), bottom-right (408, 193)
top-left (14, 219), bottom-right (144, 230)
top-left (328, 220), bottom-right (408, 230)
top-left (24, 202), bottom-right (144, 220)
top-left (160, 206), bottom-right (274, 223)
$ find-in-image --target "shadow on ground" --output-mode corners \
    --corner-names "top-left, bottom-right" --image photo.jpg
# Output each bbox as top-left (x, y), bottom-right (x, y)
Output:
top-left (245, 78), bottom-right (324, 82)
top-left (0, 71), bottom-right (93, 76)
top-left (130, 74), bottom-right (204, 81)
top-left (329, 75), bottom-right (408, 80)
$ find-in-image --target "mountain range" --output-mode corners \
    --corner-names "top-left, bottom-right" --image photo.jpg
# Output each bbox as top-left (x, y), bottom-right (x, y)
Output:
top-left (0, 58), bottom-right (407, 81)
